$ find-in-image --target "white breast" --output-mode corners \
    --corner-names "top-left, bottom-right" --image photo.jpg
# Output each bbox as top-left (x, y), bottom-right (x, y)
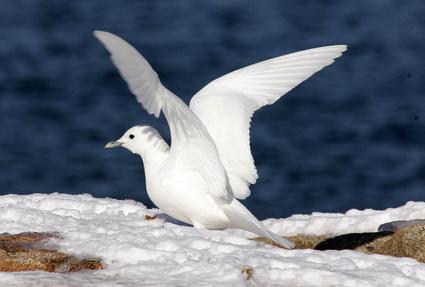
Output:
top-left (146, 169), bottom-right (230, 229)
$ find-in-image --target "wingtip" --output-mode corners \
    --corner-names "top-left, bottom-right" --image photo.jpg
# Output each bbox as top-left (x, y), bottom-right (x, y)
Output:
top-left (340, 44), bottom-right (348, 52)
top-left (324, 44), bottom-right (348, 59)
top-left (327, 44), bottom-right (348, 53)
top-left (321, 44), bottom-right (348, 54)
top-left (93, 30), bottom-right (120, 43)
top-left (331, 44), bottom-right (348, 54)
top-left (276, 236), bottom-right (295, 249)
top-left (93, 30), bottom-right (103, 38)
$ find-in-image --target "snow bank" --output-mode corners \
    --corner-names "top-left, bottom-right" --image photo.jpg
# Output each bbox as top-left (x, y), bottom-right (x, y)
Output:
top-left (265, 201), bottom-right (425, 236)
top-left (1, 193), bottom-right (425, 286)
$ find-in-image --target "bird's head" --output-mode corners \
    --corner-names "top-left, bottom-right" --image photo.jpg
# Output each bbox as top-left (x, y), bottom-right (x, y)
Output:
top-left (105, 125), bottom-right (167, 156)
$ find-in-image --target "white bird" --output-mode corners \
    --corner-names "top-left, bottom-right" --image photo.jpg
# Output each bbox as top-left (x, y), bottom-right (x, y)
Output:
top-left (95, 30), bottom-right (346, 249)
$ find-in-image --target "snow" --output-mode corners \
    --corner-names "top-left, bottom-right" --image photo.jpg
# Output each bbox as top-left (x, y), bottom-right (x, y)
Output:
top-left (1, 193), bottom-right (425, 286)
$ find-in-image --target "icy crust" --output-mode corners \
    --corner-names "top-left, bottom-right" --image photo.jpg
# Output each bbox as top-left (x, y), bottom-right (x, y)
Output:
top-left (1, 194), bottom-right (425, 286)
top-left (264, 201), bottom-right (425, 236)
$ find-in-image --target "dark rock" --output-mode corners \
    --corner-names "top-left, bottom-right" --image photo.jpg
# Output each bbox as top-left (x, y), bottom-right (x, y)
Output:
top-left (378, 219), bottom-right (425, 232)
top-left (315, 231), bottom-right (394, 250)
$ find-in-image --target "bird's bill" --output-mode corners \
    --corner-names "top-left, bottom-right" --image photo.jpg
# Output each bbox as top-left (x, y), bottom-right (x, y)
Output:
top-left (105, 141), bottom-right (123, 149)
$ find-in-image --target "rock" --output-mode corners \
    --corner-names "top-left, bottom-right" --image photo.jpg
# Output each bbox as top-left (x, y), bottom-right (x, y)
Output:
top-left (383, 224), bottom-right (425, 263)
top-left (378, 219), bottom-right (425, 232)
top-left (253, 235), bottom-right (328, 249)
top-left (242, 266), bottom-right (253, 280)
top-left (315, 231), bottom-right (394, 251)
top-left (0, 232), bottom-right (103, 272)
top-left (144, 214), bottom-right (157, 220)
top-left (254, 224), bottom-right (425, 263)
top-left (288, 234), bottom-right (330, 249)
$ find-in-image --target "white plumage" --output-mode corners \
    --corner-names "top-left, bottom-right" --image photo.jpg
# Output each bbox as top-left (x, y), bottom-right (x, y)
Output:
top-left (190, 45), bottom-right (346, 199)
top-left (96, 30), bottom-right (346, 249)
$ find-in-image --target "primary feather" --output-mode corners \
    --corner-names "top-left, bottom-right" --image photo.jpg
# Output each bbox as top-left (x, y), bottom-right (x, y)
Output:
top-left (190, 45), bottom-right (347, 199)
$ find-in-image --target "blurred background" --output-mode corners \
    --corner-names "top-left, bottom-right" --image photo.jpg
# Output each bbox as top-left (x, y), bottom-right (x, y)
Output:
top-left (0, 0), bottom-right (424, 219)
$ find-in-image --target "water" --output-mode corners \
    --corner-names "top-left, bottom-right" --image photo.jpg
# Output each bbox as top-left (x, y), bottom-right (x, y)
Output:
top-left (0, 0), bottom-right (424, 219)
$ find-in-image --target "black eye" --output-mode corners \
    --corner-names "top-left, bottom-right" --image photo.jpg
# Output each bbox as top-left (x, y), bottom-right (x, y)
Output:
top-left (129, 134), bottom-right (135, 139)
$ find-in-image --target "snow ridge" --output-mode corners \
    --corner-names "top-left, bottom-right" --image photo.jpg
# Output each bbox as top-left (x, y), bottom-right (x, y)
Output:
top-left (1, 193), bottom-right (425, 286)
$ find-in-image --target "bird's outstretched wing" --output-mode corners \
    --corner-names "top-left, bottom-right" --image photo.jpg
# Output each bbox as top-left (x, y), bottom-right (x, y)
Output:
top-left (190, 45), bottom-right (347, 199)
top-left (94, 31), bottom-right (231, 202)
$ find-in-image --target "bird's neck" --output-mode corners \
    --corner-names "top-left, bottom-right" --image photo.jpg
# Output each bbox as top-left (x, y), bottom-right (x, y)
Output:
top-left (139, 137), bottom-right (170, 178)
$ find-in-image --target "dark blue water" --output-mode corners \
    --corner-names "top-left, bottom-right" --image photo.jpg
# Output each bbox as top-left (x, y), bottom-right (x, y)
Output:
top-left (1, 0), bottom-right (424, 219)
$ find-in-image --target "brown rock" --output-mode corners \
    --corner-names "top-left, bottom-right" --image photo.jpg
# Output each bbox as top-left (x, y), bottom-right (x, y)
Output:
top-left (242, 266), bottom-right (253, 280)
top-left (254, 224), bottom-right (425, 263)
top-left (289, 234), bottom-right (329, 249)
top-left (254, 235), bottom-right (328, 249)
top-left (381, 224), bottom-right (425, 262)
top-left (0, 232), bottom-right (103, 272)
top-left (144, 214), bottom-right (157, 220)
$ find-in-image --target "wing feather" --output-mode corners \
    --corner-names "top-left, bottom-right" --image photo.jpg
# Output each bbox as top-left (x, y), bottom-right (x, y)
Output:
top-left (190, 45), bottom-right (347, 199)
top-left (94, 31), bottom-right (231, 202)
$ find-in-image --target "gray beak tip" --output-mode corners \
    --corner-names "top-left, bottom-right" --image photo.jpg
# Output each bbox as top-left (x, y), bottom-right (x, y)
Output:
top-left (105, 141), bottom-right (122, 149)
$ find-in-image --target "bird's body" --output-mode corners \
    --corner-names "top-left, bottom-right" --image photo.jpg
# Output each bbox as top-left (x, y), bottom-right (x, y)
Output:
top-left (142, 137), bottom-right (229, 229)
top-left (97, 31), bottom-right (347, 249)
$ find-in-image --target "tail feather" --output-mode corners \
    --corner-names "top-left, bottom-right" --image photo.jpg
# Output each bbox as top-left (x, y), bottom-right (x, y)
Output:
top-left (222, 200), bottom-right (294, 249)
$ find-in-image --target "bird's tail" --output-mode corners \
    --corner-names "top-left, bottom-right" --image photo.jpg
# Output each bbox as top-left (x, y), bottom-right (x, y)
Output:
top-left (222, 199), bottom-right (294, 249)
